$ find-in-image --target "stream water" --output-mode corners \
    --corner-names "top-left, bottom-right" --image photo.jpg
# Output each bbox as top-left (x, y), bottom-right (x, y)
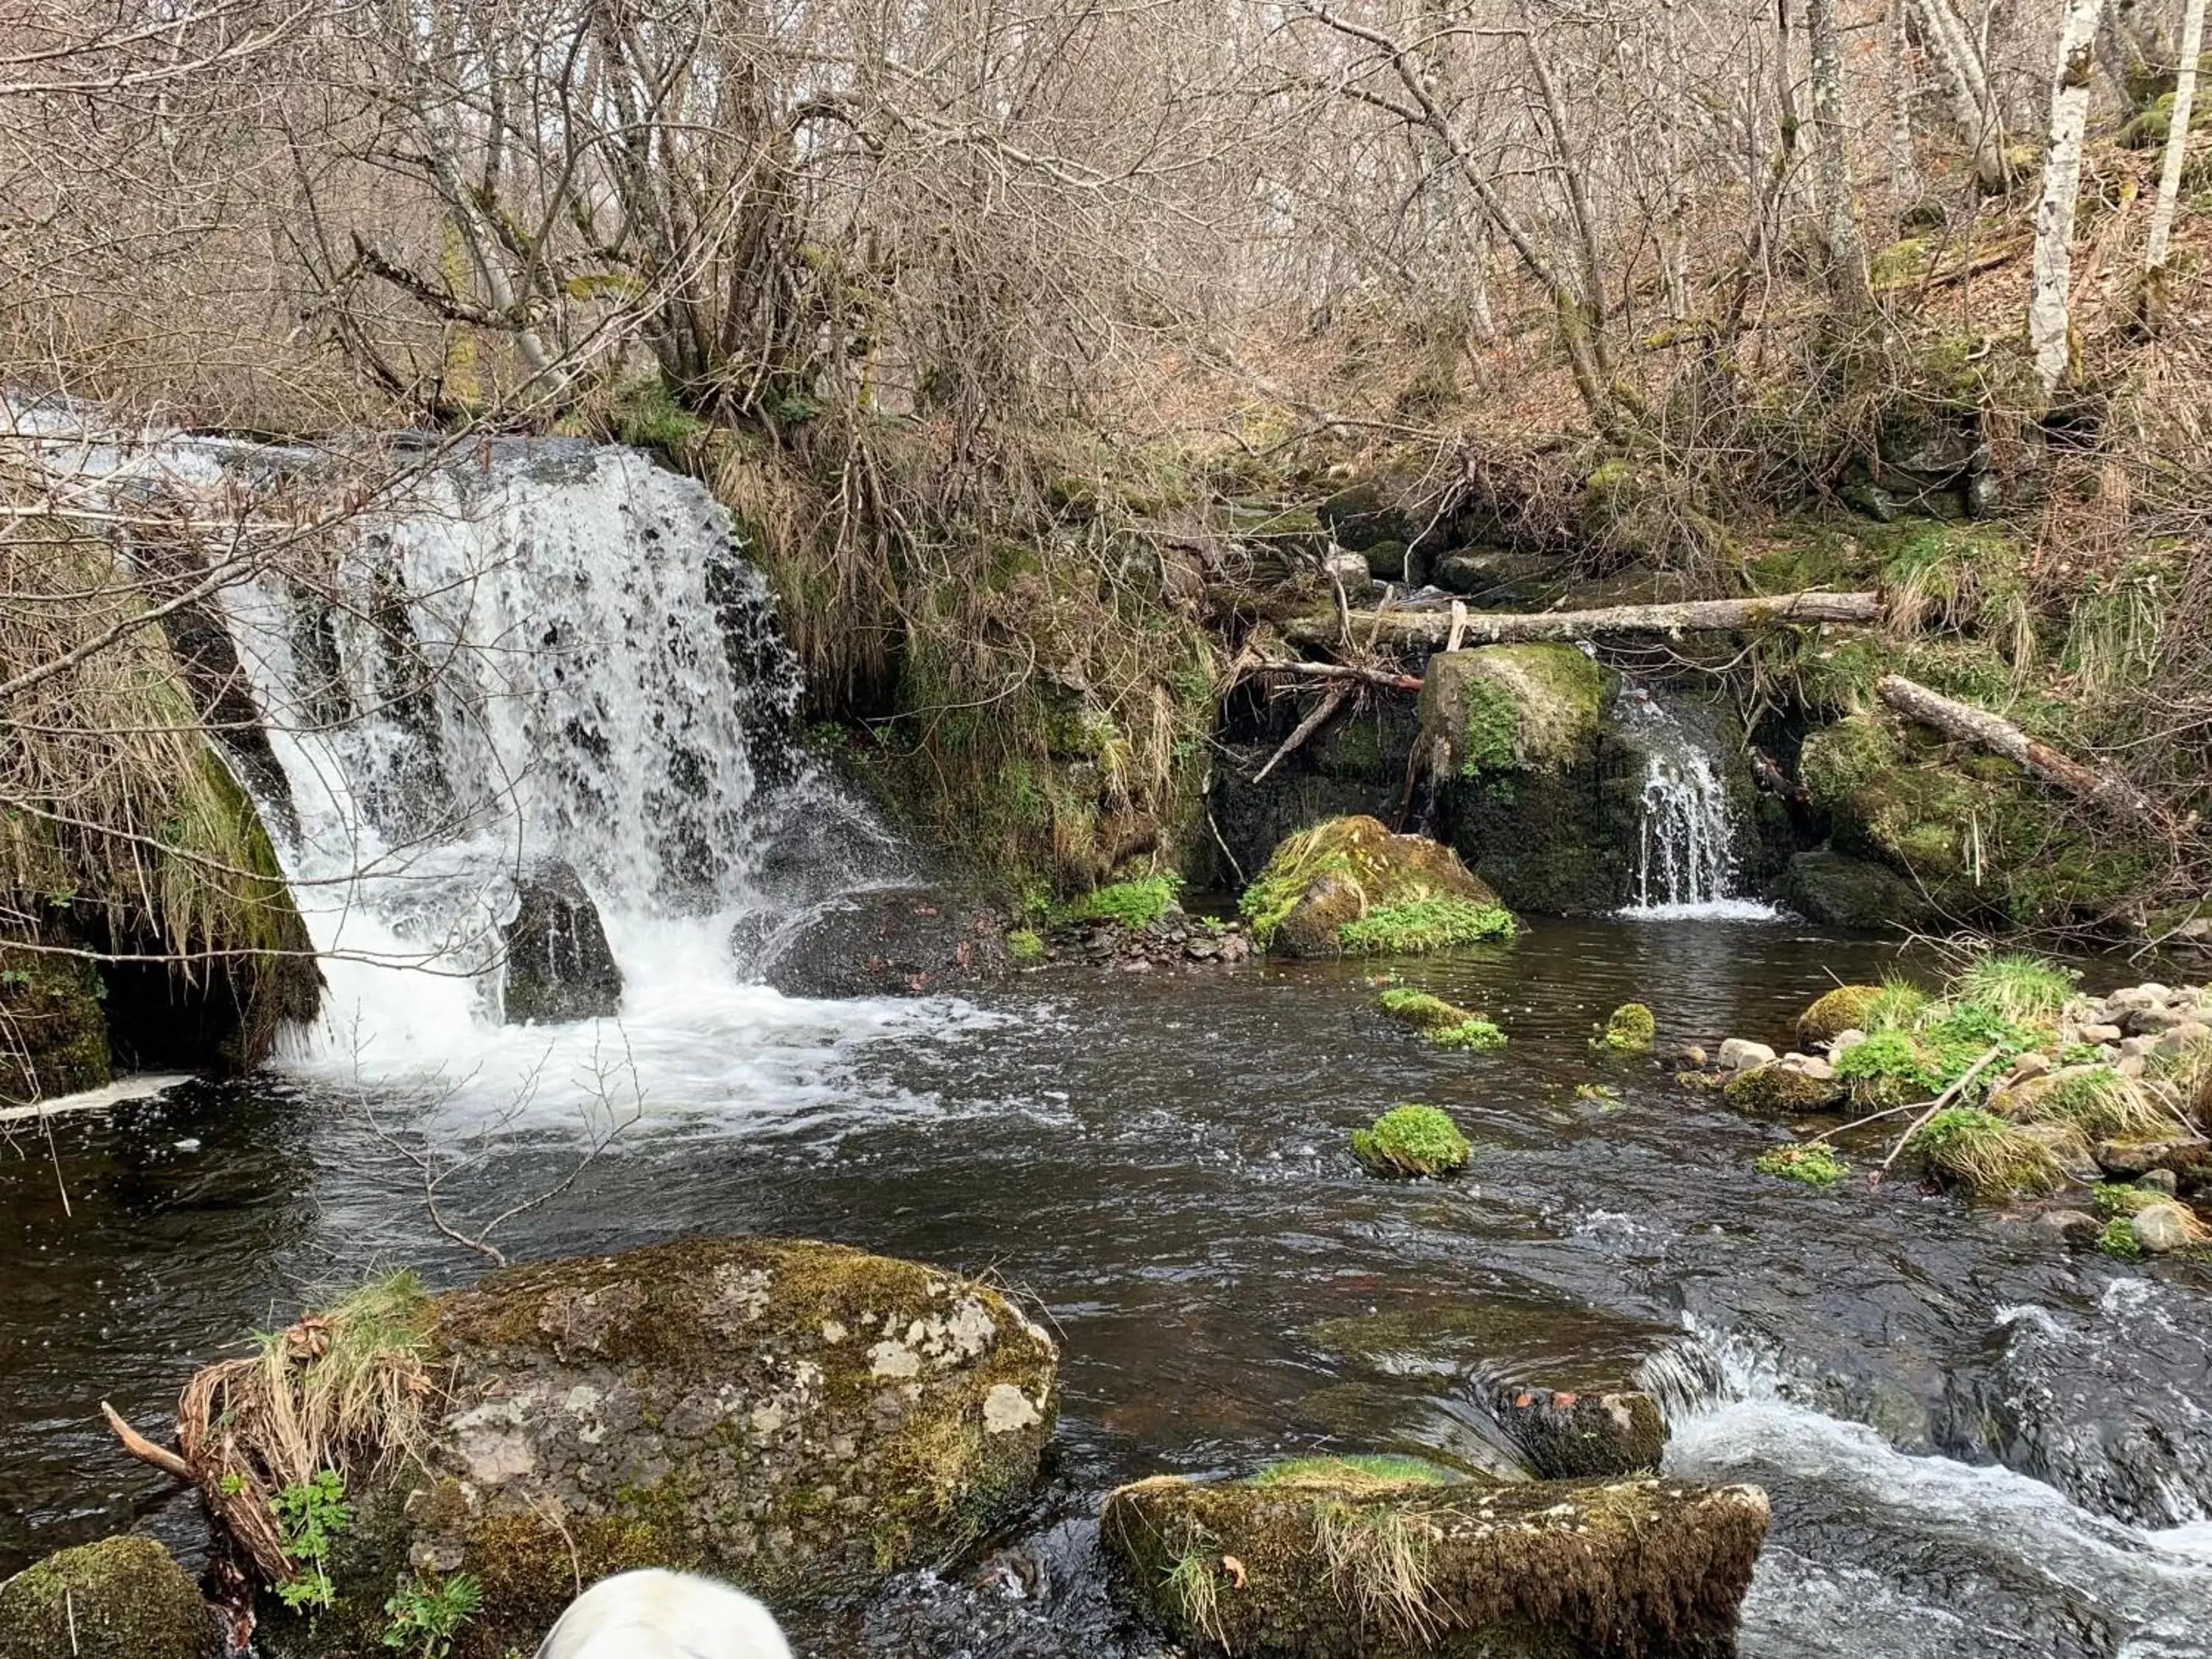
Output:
top-left (6, 922), bottom-right (2212, 1658)
top-left (7, 432), bottom-right (2212, 1655)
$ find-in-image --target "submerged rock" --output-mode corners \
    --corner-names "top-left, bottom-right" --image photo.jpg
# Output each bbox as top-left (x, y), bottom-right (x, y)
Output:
top-left (0, 1536), bottom-right (209, 1659)
top-left (763, 885), bottom-right (1012, 996)
top-left (1102, 1468), bottom-right (1768, 1658)
top-left (234, 1237), bottom-right (1057, 1658)
top-left (1239, 816), bottom-right (1514, 957)
top-left (1480, 1384), bottom-right (1666, 1478)
top-left (0, 950), bottom-right (109, 1104)
top-left (500, 860), bottom-right (622, 1023)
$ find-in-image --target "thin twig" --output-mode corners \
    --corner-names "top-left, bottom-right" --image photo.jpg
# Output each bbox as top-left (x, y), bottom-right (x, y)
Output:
top-left (1877, 1046), bottom-right (2004, 1172)
top-left (1251, 685), bottom-right (1348, 783)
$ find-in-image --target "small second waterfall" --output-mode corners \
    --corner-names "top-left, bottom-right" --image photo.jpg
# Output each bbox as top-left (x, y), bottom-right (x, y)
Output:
top-left (1613, 685), bottom-right (1778, 919)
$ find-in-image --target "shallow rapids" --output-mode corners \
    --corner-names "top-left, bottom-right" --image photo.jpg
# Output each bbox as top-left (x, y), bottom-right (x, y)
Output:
top-left (6, 917), bottom-right (2212, 1657)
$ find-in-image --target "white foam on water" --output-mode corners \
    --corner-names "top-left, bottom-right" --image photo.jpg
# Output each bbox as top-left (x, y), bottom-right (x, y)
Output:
top-left (1657, 1322), bottom-right (2212, 1656)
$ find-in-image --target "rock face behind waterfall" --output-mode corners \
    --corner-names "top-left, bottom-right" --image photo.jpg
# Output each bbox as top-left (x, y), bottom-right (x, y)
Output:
top-left (1102, 1468), bottom-right (1769, 1658)
top-left (246, 1237), bottom-right (1057, 1658)
top-left (500, 860), bottom-right (622, 1023)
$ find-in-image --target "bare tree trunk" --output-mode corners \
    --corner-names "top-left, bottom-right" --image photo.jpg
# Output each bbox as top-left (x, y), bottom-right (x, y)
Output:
top-left (1809, 0), bottom-right (1869, 307)
top-left (1876, 674), bottom-right (2177, 829)
top-left (1287, 590), bottom-right (1880, 649)
top-left (2029, 0), bottom-right (2107, 393)
top-left (1889, 0), bottom-right (1926, 221)
top-left (2148, 0), bottom-right (2208, 273)
top-left (1913, 0), bottom-right (2008, 189)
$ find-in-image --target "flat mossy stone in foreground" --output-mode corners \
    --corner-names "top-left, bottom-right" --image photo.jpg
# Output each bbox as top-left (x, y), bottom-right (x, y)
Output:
top-left (1102, 1471), bottom-right (1769, 1658)
top-left (246, 1235), bottom-right (1058, 1658)
top-left (0, 1536), bottom-right (210, 1659)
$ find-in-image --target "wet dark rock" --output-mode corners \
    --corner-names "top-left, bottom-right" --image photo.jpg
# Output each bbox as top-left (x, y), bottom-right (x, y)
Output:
top-left (1482, 1384), bottom-right (1667, 1478)
top-left (1102, 1468), bottom-right (1769, 1658)
top-left (2036, 1208), bottom-right (2104, 1245)
top-left (0, 1535), bottom-right (210, 1659)
top-left (1429, 548), bottom-right (1562, 608)
top-left (500, 860), bottom-right (622, 1023)
top-left (252, 1235), bottom-right (1058, 1658)
top-left (1784, 849), bottom-right (1933, 931)
top-left (764, 885), bottom-right (1011, 997)
top-left (2136, 1169), bottom-right (2180, 1196)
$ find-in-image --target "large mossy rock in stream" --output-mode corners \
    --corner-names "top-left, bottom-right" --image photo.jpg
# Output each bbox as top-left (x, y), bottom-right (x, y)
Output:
top-left (1798, 712), bottom-right (2157, 930)
top-left (0, 1536), bottom-right (212, 1659)
top-left (248, 1237), bottom-right (1057, 1659)
top-left (1240, 816), bottom-right (1514, 956)
top-left (500, 860), bottom-right (622, 1023)
top-left (0, 950), bottom-right (110, 1105)
top-left (1102, 1470), bottom-right (1769, 1658)
top-left (1784, 849), bottom-right (1935, 931)
top-left (763, 885), bottom-right (1012, 997)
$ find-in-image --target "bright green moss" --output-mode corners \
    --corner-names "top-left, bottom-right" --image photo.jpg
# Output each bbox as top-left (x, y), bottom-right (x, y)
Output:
top-left (1338, 894), bottom-right (1514, 954)
top-left (2098, 1216), bottom-right (2145, 1259)
top-left (1350, 1105), bottom-right (1472, 1178)
top-left (1245, 1455), bottom-right (1456, 1490)
top-left (1057, 874), bottom-right (1181, 930)
top-left (1005, 928), bottom-right (1045, 964)
top-left (1376, 989), bottom-right (1505, 1049)
top-left (1597, 1003), bottom-right (1655, 1052)
top-left (2093, 1183), bottom-right (2160, 1219)
top-left (1755, 1143), bottom-right (1850, 1187)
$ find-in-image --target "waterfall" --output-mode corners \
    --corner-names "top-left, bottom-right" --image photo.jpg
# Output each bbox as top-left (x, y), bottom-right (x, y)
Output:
top-left (1612, 684), bottom-right (1778, 920)
top-left (210, 438), bottom-right (902, 1065)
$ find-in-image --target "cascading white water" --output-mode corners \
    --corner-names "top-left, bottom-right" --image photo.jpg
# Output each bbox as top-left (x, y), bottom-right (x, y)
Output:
top-left (1612, 684), bottom-right (1779, 920)
top-left (204, 439), bottom-right (905, 1072)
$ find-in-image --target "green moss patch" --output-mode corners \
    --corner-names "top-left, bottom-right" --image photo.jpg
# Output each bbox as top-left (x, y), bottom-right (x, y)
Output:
top-left (1351, 1105), bottom-right (1472, 1178)
top-left (1597, 1003), bottom-right (1655, 1053)
top-left (1798, 984), bottom-right (1882, 1048)
top-left (1245, 1454), bottom-right (1459, 1491)
top-left (0, 1536), bottom-right (209, 1659)
top-left (0, 950), bottom-right (110, 1104)
top-left (1755, 1143), bottom-right (1851, 1187)
top-left (1907, 1106), bottom-right (2073, 1198)
top-left (1376, 989), bottom-right (1506, 1051)
top-left (1054, 874), bottom-right (1181, 930)
top-left (1338, 894), bottom-right (1514, 954)
top-left (1415, 644), bottom-right (1611, 781)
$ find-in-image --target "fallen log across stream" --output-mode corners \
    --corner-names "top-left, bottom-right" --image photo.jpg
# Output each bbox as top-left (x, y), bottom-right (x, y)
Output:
top-left (1284, 588), bottom-right (1881, 650)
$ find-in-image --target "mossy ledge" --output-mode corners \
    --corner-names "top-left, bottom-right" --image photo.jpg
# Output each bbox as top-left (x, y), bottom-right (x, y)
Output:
top-left (222, 1236), bottom-right (1057, 1659)
top-left (1101, 1470), bottom-right (1769, 1658)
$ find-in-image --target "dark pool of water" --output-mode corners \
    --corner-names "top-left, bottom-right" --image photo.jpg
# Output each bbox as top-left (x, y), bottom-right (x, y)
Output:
top-left (6, 919), bottom-right (2211, 1658)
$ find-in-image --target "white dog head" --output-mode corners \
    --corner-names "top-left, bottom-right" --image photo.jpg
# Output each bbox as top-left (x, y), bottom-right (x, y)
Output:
top-left (532, 1568), bottom-right (794, 1659)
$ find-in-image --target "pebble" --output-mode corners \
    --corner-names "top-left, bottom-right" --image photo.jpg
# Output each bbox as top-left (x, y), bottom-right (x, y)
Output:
top-left (2117, 1054), bottom-right (2147, 1079)
top-left (2137, 1169), bottom-right (2180, 1196)
top-left (2078, 1023), bottom-right (2124, 1043)
top-left (2118, 1036), bottom-right (2151, 1059)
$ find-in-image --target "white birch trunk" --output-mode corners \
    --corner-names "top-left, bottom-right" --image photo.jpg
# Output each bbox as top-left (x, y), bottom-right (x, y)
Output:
top-left (1809, 0), bottom-right (1868, 305)
top-left (1891, 0), bottom-right (1925, 215)
top-left (2028, 0), bottom-right (2107, 392)
top-left (1913, 0), bottom-right (2008, 189)
top-left (2147, 0), bottom-right (2208, 271)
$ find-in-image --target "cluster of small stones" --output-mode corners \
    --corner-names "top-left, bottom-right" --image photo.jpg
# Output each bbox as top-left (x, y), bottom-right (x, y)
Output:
top-left (1703, 980), bottom-right (2211, 1255)
top-left (1048, 905), bottom-right (1254, 970)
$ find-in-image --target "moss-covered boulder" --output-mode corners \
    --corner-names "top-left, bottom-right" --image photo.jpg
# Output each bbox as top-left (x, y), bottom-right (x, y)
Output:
top-left (1416, 645), bottom-right (1610, 782)
top-left (1240, 817), bottom-right (1514, 956)
top-left (1375, 989), bottom-right (1506, 1051)
top-left (1598, 1002), bottom-right (1656, 1053)
top-left (1352, 1105), bottom-right (1472, 1178)
top-left (237, 1237), bottom-right (1057, 1658)
top-left (1722, 1064), bottom-right (1845, 1116)
top-left (1784, 849), bottom-right (1933, 931)
top-left (1102, 1470), bottom-right (1769, 1658)
top-left (1798, 984), bottom-right (1884, 1049)
top-left (0, 1536), bottom-right (209, 1659)
top-left (0, 950), bottom-right (110, 1105)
